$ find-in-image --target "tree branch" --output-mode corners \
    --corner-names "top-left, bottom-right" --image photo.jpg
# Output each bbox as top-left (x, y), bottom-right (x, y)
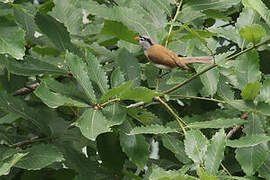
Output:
top-left (165, 0), bottom-right (184, 47)
top-left (154, 96), bottom-right (187, 134)
top-left (169, 95), bottom-right (226, 104)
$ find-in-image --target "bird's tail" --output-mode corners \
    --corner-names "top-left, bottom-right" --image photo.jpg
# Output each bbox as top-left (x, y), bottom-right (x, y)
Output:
top-left (176, 56), bottom-right (212, 69)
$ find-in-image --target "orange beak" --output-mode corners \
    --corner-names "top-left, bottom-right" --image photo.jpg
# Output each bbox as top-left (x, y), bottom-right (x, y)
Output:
top-left (134, 36), bottom-right (139, 41)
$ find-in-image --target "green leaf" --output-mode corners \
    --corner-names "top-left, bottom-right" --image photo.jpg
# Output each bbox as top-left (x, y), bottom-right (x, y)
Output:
top-left (161, 134), bottom-right (191, 164)
top-left (110, 67), bottom-right (126, 88)
top-left (197, 66), bottom-right (220, 97)
top-left (0, 22), bottom-right (25, 59)
top-left (179, 0), bottom-right (240, 23)
top-left (76, 108), bottom-right (111, 141)
top-left (97, 133), bottom-right (125, 174)
top-left (205, 129), bottom-right (226, 175)
top-left (100, 80), bottom-right (133, 103)
top-left (0, 147), bottom-right (28, 176)
top-left (35, 13), bottom-right (79, 54)
top-left (239, 24), bottom-right (266, 44)
top-left (197, 168), bottom-right (219, 180)
top-left (184, 130), bottom-right (209, 165)
top-left (202, 9), bottom-right (231, 21)
top-left (101, 20), bottom-right (138, 44)
top-left (84, 51), bottom-right (109, 94)
top-left (259, 155), bottom-right (270, 179)
top-left (242, 113), bottom-right (264, 135)
top-left (82, 0), bottom-right (166, 36)
top-left (144, 63), bottom-right (159, 88)
top-left (0, 113), bottom-right (20, 124)
top-left (128, 124), bottom-right (178, 135)
top-left (13, 3), bottom-right (38, 43)
top-left (114, 48), bottom-right (141, 87)
top-left (188, 118), bottom-right (246, 129)
top-left (126, 107), bottom-right (160, 125)
top-left (120, 120), bottom-right (150, 169)
top-left (49, 0), bottom-right (83, 35)
top-left (41, 78), bottom-right (89, 104)
top-left (120, 87), bottom-right (161, 103)
top-left (235, 143), bottom-right (268, 176)
top-left (227, 100), bottom-right (270, 116)
top-left (0, 55), bottom-right (67, 76)
top-left (0, 91), bottom-right (50, 135)
top-left (34, 82), bottom-right (89, 108)
top-left (15, 144), bottom-right (64, 170)
top-left (65, 52), bottom-right (96, 103)
top-left (234, 49), bottom-right (261, 89)
top-left (242, 0), bottom-right (270, 27)
top-left (258, 78), bottom-right (270, 104)
top-left (102, 103), bottom-right (126, 127)
top-left (149, 165), bottom-right (198, 180)
top-left (227, 134), bottom-right (270, 147)
top-left (241, 81), bottom-right (262, 100)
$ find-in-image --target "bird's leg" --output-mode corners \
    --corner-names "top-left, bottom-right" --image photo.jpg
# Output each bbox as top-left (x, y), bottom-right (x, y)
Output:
top-left (158, 70), bottom-right (170, 78)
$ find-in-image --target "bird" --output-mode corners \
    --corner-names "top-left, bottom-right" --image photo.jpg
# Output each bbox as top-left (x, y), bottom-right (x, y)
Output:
top-left (135, 35), bottom-right (212, 70)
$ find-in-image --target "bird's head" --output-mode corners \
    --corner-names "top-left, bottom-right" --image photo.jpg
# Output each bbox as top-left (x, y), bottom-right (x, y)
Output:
top-left (135, 35), bottom-right (155, 50)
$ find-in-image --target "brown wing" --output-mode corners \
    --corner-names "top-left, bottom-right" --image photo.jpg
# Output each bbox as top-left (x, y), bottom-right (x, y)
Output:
top-left (146, 44), bottom-right (182, 68)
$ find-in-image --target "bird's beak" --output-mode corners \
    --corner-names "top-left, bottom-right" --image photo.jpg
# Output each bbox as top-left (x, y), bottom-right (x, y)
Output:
top-left (134, 36), bottom-right (139, 41)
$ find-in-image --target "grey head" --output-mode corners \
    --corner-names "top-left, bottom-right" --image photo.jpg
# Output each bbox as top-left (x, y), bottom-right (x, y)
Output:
top-left (137, 35), bottom-right (155, 50)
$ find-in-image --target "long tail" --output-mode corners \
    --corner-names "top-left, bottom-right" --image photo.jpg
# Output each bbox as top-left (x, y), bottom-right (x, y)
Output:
top-left (176, 56), bottom-right (212, 69)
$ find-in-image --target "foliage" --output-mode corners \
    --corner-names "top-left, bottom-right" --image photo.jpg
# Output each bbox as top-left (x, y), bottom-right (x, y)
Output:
top-left (0, 0), bottom-right (270, 179)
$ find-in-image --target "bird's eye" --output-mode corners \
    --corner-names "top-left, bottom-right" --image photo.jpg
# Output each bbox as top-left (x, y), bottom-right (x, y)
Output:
top-left (139, 37), bottom-right (145, 41)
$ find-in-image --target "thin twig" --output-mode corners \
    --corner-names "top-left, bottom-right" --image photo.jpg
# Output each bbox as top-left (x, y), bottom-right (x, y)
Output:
top-left (165, 0), bottom-right (184, 47)
top-left (169, 95), bottom-right (226, 104)
top-left (162, 38), bottom-right (270, 94)
top-left (100, 98), bottom-right (120, 108)
top-left (9, 136), bottom-right (50, 148)
top-left (154, 96), bottom-right (187, 134)
top-left (126, 101), bottom-right (145, 108)
top-left (221, 163), bottom-right (232, 176)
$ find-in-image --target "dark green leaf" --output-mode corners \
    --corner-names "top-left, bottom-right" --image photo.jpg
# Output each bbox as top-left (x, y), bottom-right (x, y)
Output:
top-left (120, 87), bottom-right (161, 103)
top-left (0, 55), bottom-right (67, 76)
top-left (235, 143), bottom-right (268, 176)
top-left (128, 124), bottom-right (178, 135)
top-left (161, 134), bottom-right (191, 164)
top-left (97, 133), bottom-right (125, 174)
top-left (242, 0), bottom-right (270, 27)
top-left (258, 78), bottom-right (270, 104)
top-left (258, 155), bottom-right (270, 179)
top-left (13, 3), bottom-right (38, 43)
top-left (205, 129), bottom-right (226, 175)
top-left (180, 0), bottom-right (240, 23)
top-left (184, 130), bottom-right (209, 165)
top-left (120, 120), bottom-right (150, 169)
top-left (65, 52), bottom-right (97, 103)
top-left (234, 50), bottom-right (261, 89)
top-left (114, 48), bottom-right (141, 87)
top-left (15, 144), bottom-right (64, 170)
top-left (0, 91), bottom-right (50, 135)
top-left (84, 51), bottom-right (109, 94)
top-left (35, 13), bottom-right (79, 55)
top-left (34, 82), bottom-right (89, 108)
top-left (0, 113), bottom-right (20, 124)
top-left (0, 23), bottom-right (25, 59)
top-left (100, 80), bottom-right (133, 103)
top-left (101, 20), bottom-right (138, 44)
top-left (102, 103), bottom-right (126, 127)
top-left (227, 134), bottom-right (270, 147)
top-left (126, 107), bottom-right (160, 125)
top-left (49, 0), bottom-right (83, 35)
top-left (76, 108), bottom-right (111, 141)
